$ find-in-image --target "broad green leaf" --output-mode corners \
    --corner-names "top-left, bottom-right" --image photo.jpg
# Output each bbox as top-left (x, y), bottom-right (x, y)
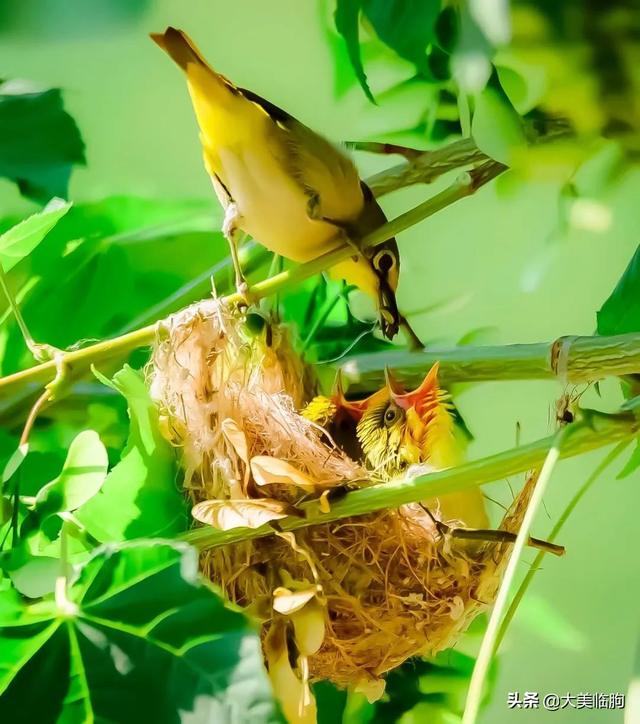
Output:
top-left (0, 83), bottom-right (85, 203)
top-left (7, 555), bottom-right (59, 599)
top-left (0, 199), bottom-right (71, 273)
top-left (0, 196), bottom-right (234, 375)
top-left (0, 541), bottom-right (281, 723)
top-left (34, 431), bottom-right (108, 516)
top-left (472, 86), bottom-right (526, 165)
top-left (362, 0), bottom-right (441, 75)
top-left (335, 0), bottom-right (376, 103)
top-left (76, 366), bottom-right (187, 541)
top-left (597, 245), bottom-right (640, 335)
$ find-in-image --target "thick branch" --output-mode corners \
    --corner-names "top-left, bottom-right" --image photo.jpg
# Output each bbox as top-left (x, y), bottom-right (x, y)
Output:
top-left (367, 138), bottom-right (488, 196)
top-left (339, 332), bottom-right (640, 391)
top-left (0, 162), bottom-right (504, 401)
top-left (181, 411), bottom-right (638, 550)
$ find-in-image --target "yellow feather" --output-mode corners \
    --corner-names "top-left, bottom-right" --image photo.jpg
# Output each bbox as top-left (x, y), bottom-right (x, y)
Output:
top-left (151, 27), bottom-right (405, 340)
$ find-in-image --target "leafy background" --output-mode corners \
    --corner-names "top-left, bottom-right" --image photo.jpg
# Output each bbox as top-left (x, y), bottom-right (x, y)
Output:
top-left (1, 0), bottom-right (639, 722)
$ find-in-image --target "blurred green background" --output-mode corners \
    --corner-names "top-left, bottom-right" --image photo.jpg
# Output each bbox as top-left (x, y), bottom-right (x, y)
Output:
top-left (1, 1), bottom-right (639, 721)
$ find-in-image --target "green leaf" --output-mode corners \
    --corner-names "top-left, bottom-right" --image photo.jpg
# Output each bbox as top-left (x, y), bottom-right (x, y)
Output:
top-left (0, 82), bottom-right (85, 203)
top-left (0, 196), bottom-right (229, 375)
top-left (434, 6), bottom-right (459, 53)
top-left (495, 60), bottom-right (546, 115)
top-left (34, 431), bottom-right (108, 517)
top-left (1, 444), bottom-right (28, 489)
top-left (0, 541), bottom-right (281, 723)
top-left (0, 199), bottom-right (71, 273)
top-left (7, 555), bottom-right (59, 599)
top-left (468, 0), bottom-right (510, 46)
top-left (335, 0), bottom-right (376, 103)
top-left (76, 366), bottom-right (187, 541)
top-left (472, 86), bottom-right (526, 165)
top-left (597, 245), bottom-right (640, 335)
top-left (362, 0), bottom-right (441, 75)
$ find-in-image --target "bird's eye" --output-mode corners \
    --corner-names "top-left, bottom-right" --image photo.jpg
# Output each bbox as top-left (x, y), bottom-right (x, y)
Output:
top-left (383, 404), bottom-right (402, 427)
top-left (373, 250), bottom-right (396, 274)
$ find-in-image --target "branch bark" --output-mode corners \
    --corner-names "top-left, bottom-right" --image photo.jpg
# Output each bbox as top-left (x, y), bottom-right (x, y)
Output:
top-left (339, 332), bottom-right (640, 391)
top-left (181, 410), bottom-right (638, 550)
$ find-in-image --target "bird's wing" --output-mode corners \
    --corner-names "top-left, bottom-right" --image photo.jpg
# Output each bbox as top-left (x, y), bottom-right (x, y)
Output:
top-left (238, 86), bottom-right (365, 224)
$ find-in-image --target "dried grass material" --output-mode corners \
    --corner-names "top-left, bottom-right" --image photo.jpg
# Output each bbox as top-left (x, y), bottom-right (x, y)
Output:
top-left (148, 299), bottom-right (532, 690)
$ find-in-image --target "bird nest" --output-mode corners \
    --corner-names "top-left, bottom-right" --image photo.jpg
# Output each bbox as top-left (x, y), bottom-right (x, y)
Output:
top-left (148, 299), bottom-right (532, 719)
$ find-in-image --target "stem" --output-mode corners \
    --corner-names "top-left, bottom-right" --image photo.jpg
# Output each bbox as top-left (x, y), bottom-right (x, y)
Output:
top-left (181, 410), bottom-right (637, 550)
top-left (339, 332), bottom-right (640, 390)
top-left (494, 439), bottom-right (631, 651)
top-left (54, 520), bottom-right (77, 616)
top-left (366, 138), bottom-right (488, 196)
top-left (462, 426), bottom-right (570, 724)
top-left (0, 162), bottom-right (504, 403)
top-left (0, 264), bottom-right (36, 350)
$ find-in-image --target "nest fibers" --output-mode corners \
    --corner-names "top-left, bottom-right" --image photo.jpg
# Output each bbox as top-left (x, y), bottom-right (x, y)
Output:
top-left (148, 299), bottom-right (532, 720)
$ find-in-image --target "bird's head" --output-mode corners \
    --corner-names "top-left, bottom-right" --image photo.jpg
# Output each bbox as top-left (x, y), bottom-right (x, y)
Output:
top-left (356, 363), bottom-right (457, 475)
top-left (301, 371), bottom-right (388, 460)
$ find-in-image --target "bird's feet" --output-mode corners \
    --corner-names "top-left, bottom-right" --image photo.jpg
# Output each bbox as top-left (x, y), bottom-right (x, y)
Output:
top-left (222, 202), bottom-right (243, 239)
top-left (234, 277), bottom-right (257, 310)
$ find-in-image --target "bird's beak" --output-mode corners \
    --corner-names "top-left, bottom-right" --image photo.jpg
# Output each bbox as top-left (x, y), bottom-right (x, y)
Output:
top-left (387, 362), bottom-right (440, 410)
top-left (333, 370), bottom-right (385, 421)
top-left (383, 366), bottom-right (403, 396)
top-left (376, 276), bottom-right (400, 340)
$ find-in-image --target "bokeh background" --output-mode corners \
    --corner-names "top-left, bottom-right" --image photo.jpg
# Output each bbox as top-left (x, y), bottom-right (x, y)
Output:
top-left (1, 1), bottom-right (639, 721)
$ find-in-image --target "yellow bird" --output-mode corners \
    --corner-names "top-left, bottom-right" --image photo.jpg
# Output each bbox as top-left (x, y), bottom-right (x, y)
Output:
top-left (151, 27), bottom-right (419, 344)
top-left (302, 372), bottom-right (387, 462)
top-left (304, 364), bottom-right (488, 528)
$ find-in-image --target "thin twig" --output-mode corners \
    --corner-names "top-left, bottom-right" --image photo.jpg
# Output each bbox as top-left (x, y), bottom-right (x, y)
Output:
top-left (462, 426), bottom-right (571, 724)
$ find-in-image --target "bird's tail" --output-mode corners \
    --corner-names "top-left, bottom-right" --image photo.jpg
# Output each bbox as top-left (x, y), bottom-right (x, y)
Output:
top-left (150, 27), bottom-right (209, 71)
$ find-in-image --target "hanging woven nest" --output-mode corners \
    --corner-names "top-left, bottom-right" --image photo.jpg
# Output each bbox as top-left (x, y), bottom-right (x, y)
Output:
top-left (148, 298), bottom-right (532, 721)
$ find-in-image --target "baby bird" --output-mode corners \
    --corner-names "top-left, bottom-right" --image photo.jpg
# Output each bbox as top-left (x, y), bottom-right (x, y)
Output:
top-left (303, 364), bottom-right (488, 528)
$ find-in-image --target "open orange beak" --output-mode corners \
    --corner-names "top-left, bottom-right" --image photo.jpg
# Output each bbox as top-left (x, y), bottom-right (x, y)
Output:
top-left (385, 363), bottom-right (440, 411)
top-left (333, 370), bottom-right (389, 421)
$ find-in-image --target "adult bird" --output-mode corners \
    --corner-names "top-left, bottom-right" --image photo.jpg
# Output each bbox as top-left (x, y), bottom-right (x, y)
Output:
top-left (151, 27), bottom-right (420, 345)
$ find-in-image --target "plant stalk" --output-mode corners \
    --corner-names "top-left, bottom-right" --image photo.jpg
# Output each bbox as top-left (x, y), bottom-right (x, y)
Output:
top-left (339, 332), bottom-right (640, 390)
top-left (462, 427), bottom-right (569, 724)
top-left (181, 410), bottom-right (637, 550)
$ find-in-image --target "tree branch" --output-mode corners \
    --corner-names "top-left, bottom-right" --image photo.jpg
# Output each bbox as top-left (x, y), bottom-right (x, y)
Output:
top-left (181, 410), bottom-right (638, 550)
top-left (339, 332), bottom-right (640, 391)
top-left (0, 161), bottom-right (504, 403)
